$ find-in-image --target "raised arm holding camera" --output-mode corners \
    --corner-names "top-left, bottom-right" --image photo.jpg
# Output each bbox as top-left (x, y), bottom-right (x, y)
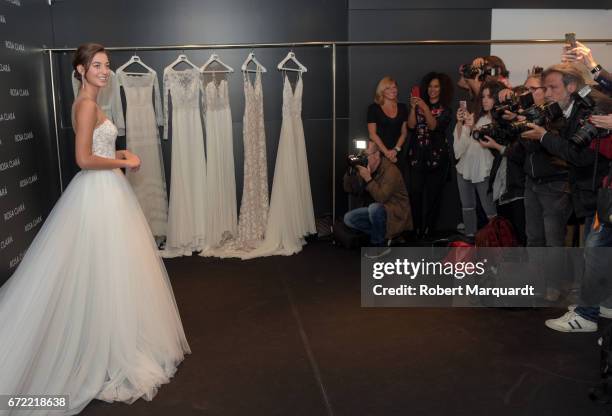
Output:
top-left (562, 40), bottom-right (612, 95)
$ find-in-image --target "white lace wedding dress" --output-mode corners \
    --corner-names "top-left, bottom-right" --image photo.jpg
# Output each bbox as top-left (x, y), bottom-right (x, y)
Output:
top-left (238, 73), bottom-right (316, 259)
top-left (117, 70), bottom-right (168, 237)
top-left (162, 67), bottom-right (207, 257)
top-left (0, 119), bottom-right (190, 415)
top-left (236, 71), bottom-right (269, 247)
top-left (201, 78), bottom-right (237, 252)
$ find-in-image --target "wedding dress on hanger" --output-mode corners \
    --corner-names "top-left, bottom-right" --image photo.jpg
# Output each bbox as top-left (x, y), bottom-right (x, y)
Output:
top-left (117, 69), bottom-right (168, 237)
top-left (161, 66), bottom-right (207, 257)
top-left (201, 76), bottom-right (237, 252)
top-left (236, 69), bottom-right (269, 247)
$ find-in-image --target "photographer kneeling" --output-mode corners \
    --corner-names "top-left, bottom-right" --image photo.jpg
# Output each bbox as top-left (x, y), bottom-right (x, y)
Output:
top-left (343, 140), bottom-right (413, 258)
top-left (521, 63), bottom-right (612, 332)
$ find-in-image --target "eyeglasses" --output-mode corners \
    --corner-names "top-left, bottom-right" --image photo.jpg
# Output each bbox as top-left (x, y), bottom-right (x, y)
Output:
top-left (527, 86), bottom-right (545, 93)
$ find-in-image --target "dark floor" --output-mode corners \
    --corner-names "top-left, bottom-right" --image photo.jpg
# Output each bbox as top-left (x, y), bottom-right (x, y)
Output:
top-left (82, 240), bottom-right (610, 416)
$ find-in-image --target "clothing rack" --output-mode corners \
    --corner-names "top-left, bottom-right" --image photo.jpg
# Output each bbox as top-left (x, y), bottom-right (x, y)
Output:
top-left (44, 38), bottom-right (612, 221)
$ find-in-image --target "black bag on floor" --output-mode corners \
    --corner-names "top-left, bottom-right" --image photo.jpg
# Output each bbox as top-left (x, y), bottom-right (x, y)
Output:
top-left (332, 220), bottom-right (368, 249)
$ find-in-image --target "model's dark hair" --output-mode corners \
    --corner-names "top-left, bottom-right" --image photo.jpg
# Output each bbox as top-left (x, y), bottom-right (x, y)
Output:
top-left (475, 79), bottom-right (506, 124)
top-left (420, 72), bottom-right (454, 108)
top-left (72, 43), bottom-right (107, 82)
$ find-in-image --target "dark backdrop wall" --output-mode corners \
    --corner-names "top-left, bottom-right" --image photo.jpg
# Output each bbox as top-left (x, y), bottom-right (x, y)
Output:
top-left (0, 0), bottom-right (58, 286)
top-left (50, 0), bottom-right (349, 224)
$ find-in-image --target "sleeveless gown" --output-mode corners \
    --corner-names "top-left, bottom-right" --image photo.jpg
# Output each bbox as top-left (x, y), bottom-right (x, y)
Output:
top-left (0, 119), bottom-right (190, 415)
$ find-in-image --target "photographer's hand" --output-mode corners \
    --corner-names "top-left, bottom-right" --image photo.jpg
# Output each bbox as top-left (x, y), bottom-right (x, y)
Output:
top-left (591, 114), bottom-right (612, 130)
top-left (502, 110), bottom-right (518, 121)
top-left (498, 89), bottom-right (513, 103)
top-left (521, 123), bottom-right (547, 141)
top-left (472, 57), bottom-right (485, 68)
top-left (563, 41), bottom-right (598, 70)
top-left (478, 135), bottom-right (504, 151)
top-left (356, 165), bottom-right (372, 182)
top-left (463, 112), bottom-right (474, 129)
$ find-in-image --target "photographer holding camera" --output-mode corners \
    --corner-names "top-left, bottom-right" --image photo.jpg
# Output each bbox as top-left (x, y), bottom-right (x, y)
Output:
top-left (343, 141), bottom-right (413, 257)
top-left (457, 56), bottom-right (511, 112)
top-left (521, 63), bottom-right (612, 332)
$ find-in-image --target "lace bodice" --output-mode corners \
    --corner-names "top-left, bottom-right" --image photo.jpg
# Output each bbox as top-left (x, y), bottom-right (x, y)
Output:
top-left (203, 79), bottom-right (230, 112)
top-left (92, 119), bottom-right (118, 159)
top-left (163, 67), bottom-right (203, 139)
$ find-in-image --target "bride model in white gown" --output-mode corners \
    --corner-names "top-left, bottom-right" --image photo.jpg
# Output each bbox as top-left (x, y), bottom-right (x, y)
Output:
top-left (0, 44), bottom-right (190, 415)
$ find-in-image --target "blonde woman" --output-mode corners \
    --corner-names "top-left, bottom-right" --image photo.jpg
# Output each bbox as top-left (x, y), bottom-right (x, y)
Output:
top-left (367, 76), bottom-right (408, 172)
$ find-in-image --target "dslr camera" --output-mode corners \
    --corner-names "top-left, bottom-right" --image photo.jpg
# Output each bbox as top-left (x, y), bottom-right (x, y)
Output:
top-left (460, 62), bottom-right (504, 81)
top-left (569, 86), bottom-right (611, 147)
top-left (473, 93), bottom-right (564, 145)
top-left (347, 152), bottom-right (368, 174)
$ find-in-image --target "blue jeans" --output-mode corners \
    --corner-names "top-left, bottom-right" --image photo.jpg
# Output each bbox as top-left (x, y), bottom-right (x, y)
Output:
top-left (344, 203), bottom-right (387, 246)
top-left (575, 216), bottom-right (612, 322)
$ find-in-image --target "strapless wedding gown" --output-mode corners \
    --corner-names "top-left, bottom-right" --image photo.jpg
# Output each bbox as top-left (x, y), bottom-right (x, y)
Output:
top-left (0, 119), bottom-right (190, 415)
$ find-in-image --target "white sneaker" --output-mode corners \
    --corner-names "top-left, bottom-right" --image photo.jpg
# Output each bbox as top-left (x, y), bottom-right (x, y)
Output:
top-left (567, 304), bottom-right (577, 312)
top-left (545, 311), bottom-right (598, 332)
top-left (600, 306), bottom-right (612, 319)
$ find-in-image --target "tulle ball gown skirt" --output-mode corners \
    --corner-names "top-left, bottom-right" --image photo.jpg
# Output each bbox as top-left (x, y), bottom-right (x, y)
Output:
top-left (0, 168), bottom-right (190, 415)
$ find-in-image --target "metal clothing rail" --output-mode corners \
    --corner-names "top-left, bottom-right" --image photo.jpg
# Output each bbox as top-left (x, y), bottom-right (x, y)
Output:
top-left (44, 38), bottom-right (612, 220)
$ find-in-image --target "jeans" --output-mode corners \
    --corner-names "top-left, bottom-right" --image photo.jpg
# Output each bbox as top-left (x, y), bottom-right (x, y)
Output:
top-left (575, 217), bottom-right (612, 322)
top-left (456, 173), bottom-right (497, 236)
top-left (524, 177), bottom-right (572, 247)
top-left (344, 203), bottom-right (387, 246)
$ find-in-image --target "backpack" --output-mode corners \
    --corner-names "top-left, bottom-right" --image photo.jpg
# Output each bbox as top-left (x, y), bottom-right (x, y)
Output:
top-left (475, 216), bottom-right (518, 247)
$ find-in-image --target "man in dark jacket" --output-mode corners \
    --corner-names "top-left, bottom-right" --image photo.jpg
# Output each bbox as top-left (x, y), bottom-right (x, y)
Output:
top-left (522, 63), bottom-right (612, 333)
top-left (343, 141), bottom-right (412, 255)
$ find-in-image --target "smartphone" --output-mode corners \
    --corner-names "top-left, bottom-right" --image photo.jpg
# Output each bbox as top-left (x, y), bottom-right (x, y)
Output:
top-left (565, 32), bottom-right (577, 49)
top-left (459, 100), bottom-right (467, 111)
top-left (411, 85), bottom-right (420, 98)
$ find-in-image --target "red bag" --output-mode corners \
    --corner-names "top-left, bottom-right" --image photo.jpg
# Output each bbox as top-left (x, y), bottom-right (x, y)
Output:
top-left (475, 216), bottom-right (518, 248)
top-left (590, 134), bottom-right (612, 160)
top-left (445, 240), bottom-right (476, 264)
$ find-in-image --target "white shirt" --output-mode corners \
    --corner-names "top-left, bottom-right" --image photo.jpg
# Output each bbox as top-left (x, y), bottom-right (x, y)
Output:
top-left (453, 114), bottom-right (495, 183)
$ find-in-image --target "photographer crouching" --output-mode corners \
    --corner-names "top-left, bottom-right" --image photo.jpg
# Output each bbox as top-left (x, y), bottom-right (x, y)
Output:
top-left (520, 63), bottom-right (612, 334)
top-left (343, 140), bottom-right (413, 258)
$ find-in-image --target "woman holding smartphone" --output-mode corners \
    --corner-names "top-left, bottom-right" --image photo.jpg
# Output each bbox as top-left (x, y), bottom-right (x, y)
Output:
top-left (453, 80), bottom-right (504, 237)
top-left (406, 72), bottom-right (454, 238)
